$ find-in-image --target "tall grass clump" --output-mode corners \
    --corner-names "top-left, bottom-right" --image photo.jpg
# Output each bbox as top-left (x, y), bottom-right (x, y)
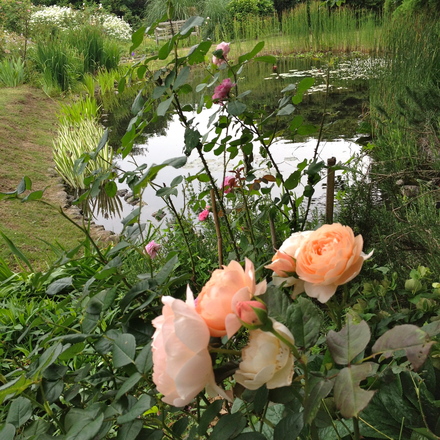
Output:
top-left (30, 41), bottom-right (81, 92)
top-left (338, 12), bottom-right (440, 276)
top-left (53, 118), bottom-right (113, 190)
top-left (58, 96), bottom-right (101, 124)
top-left (281, 2), bottom-right (382, 53)
top-left (0, 57), bottom-right (25, 87)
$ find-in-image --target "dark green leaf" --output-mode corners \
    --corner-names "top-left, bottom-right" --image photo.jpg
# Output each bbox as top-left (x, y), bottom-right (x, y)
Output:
top-left (303, 378), bottom-right (334, 424)
top-left (179, 16), bottom-right (204, 35)
top-left (289, 115), bottom-right (304, 131)
top-left (0, 231), bottom-right (34, 272)
top-left (297, 77), bottom-right (315, 93)
top-left (277, 104), bottom-right (296, 116)
top-left (135, 342), bottom-right (153, 375)
top-left (227, 101), bottom-right (247, 116)
top-left (158, 39), bottom-right (174, 60)
top-left (174, 66), bottom-right (191, 89)
top-left (274, 410), bottom-right (304, 440)
top-left (115, 372), bottom-right (142, 400)
top-left (157, 96), bottom-right (173, 116)
top-left (0, 424), bottom-right (15, 440)
top-left (117, 395), bottom-right (153, 424)
top-left (156, 187), bottom-right (178, 197)
top-left (117, 419), bottom-right (143, 440)
top-left (112, 333), bottom-right (136, 368)
top-left (188, 41), bottom-right (213, 65)
top-left (198, 399), bottom-right (224, 435)
top-left (120, 280), bottom-right (151, 312)
top-left (131, 90), bottom-right (145, 115)
top-left (254, 55), bottom-right (277, 64)
top-left (22, 189), bottom-right (44, 202)
top-left (155, 254), bottom-right (179, 285)
top-left (238, 41), bottom-right (265, 63)
top-left (65, 412), bottom-right (104, 440)
top-left (286, 297), bottom-right (321, 349)
top-left (46, 277), bottom-right (73, 295)
top-left (327, 319), bottom-right (371, 365)
top-left (209, 413), bottom-right (247, 440)
top-left (17, 176), bottom-right (32, 195)
top-left (130, 26), bottom-right (146, 52)
top-left (172, 417), bottom-right (189, 437)
top-left (184, 127), bottom-right (201, 154)
top-left (122, 207), bottom-right (141, 226)
top-left (6, 396), bottom-right (32, 428)
top-left (42, 378), bottom-right (64, 403)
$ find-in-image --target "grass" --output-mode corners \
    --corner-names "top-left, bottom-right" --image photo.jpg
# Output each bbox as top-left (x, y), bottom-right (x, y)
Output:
top-left (0, 86), bottom-right (89, 271)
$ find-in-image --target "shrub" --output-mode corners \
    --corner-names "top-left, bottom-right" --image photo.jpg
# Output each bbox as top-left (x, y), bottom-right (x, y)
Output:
top-left (226, 0), bottom-right (275, 21)
top-left (0, 0), bottom-right (32, 34)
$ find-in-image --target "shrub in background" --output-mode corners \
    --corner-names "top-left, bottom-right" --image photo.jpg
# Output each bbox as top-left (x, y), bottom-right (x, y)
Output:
top-left (226, 0), bottom-right (275, 21)
top-left (0, 0), bottom-right (32, 34)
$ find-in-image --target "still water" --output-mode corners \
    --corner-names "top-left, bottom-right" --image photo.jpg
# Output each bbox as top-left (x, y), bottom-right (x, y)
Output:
top-left (94, 56), bottom-right (373, 233)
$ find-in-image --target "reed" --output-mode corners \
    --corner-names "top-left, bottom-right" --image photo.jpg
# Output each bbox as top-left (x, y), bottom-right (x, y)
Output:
top-left (0, 57), bottom-right (26, 87)
top-left (58, 96), bottom-right (101, 124)
top-left (53, 118), bottom-right (113, 189)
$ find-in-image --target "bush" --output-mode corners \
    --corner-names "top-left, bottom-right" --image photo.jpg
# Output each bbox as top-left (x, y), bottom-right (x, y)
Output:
top-left (0, 0), bottom-right (32, 34)
top-left (226, 0), bottom-right (275, 21)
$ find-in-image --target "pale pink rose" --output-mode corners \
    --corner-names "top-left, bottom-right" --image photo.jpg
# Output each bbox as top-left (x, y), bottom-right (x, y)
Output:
top-left (145, 240), bottom-right (161, 258)
top-left (212, 78), bottom-right (235, 103)
top-left (195, 258), bottom-right (267, 338)
top-left (212, 41), bottom-right (230, 65)
top-left (151, 287), bottom-right (229, 407)
top-left (265, 231), bottom-right (312, 297)
top-left (296, 223), bottom-right (373, 303)
top-left (236, 300), bottom-right (267, 326)
top-left (222, 175), bottom-right (236, 194)
top-left (234, 319), bottom-right (295, 390)
top-left (198, 209), bottom-right (210, 221)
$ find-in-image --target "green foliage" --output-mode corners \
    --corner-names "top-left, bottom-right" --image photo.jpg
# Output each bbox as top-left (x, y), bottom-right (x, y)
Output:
top-left (226, 0), bottom-right (276, 21)
top-left (0, 57), bottom-right (25, 87)
top-left (52, 118), bottom-right (113, 189)
top-left (0, 0), bottom-right (32, 34)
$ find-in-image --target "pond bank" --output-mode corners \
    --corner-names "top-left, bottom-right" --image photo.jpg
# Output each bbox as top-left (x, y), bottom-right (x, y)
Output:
top-left (0, 86), bottom-right (116, 271)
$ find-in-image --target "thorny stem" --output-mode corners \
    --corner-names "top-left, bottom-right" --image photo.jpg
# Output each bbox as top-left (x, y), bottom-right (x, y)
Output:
top-left (164, 195), bottom-right (197, 281)
top-left (301, 65), bottom-right (331, 230)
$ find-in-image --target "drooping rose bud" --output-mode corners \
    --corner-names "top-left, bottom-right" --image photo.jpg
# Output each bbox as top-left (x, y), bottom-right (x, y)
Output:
top-left (236, 301), bottom-right (267, 327)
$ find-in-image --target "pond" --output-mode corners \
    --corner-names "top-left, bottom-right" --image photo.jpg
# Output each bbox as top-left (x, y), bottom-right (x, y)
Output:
top-left (93, 56), bottom-right (374, 234)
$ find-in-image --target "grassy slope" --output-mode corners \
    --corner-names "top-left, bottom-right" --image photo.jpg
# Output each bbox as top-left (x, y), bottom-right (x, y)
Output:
top-left (0, 86), bottom-right (86, 271)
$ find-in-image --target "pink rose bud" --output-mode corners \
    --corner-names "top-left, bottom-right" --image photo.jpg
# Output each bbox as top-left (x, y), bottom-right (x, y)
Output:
top-left (212, 78), bottom-right (235, 103)
top-left (236, 301), bottom-right (267, 326)
top-left (198, 209), bottom-right (210, 221)
top-left (222, 175), bottom-right (236, 194)
top-left (145, 240), bottom-right (161, 258)
top-left (212, 41), bottom-right (230, 65)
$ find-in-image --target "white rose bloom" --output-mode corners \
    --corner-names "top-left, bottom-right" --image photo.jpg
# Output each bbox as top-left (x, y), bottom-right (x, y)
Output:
top-left (234, 320), bottom-right (295, 390)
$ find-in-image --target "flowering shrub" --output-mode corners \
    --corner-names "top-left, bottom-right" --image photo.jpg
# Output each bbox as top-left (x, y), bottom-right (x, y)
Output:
top-left (29, 5), bottom-right (132, 41)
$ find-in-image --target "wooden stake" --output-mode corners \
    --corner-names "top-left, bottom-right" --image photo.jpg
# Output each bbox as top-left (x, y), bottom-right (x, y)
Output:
top-left (210, 189), bottom-right (223, 267)
top-left (326, 157), bottom-right (336, 224)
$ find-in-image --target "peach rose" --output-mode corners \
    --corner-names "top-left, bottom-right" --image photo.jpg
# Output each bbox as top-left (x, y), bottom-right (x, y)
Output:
top-left (265, 231), bottom-right (312, 296)
top-left (151, 287), bottom-right (228, 406)
top-left (234, 320), bottom-right (295, 390)
top-left (195, 258), bottom-right (267, 338)
top-left (296, 223), bottom-right (373, 303)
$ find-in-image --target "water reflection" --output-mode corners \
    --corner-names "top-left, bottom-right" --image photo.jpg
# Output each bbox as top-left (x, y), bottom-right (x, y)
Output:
top-left (95, 56), bottom-right (372, 233)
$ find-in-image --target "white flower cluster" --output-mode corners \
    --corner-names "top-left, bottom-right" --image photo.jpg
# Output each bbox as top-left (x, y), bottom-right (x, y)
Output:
top-left (29, 6), bottom-right (132, 41)
top-left (30, 6), bottom-right (77, 30)
top-left (100, 15), bottom-right (132, 41)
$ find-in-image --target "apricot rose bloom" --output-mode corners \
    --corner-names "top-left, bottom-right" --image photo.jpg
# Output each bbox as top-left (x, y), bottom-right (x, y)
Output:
top-left (295, 223), bottom-right (373, 303)
top-left (195, 258), bottom-right (267, 338)
top-left (265, 231), bottom-right (312, 296)
top-left (151, 287), bottom-right (228, 406)
top-left (234, 320), bottom-right (295, 390)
